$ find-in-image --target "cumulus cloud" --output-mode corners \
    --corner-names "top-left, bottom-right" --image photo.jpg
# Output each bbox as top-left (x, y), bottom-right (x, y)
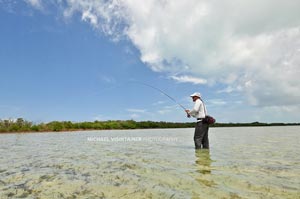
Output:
top-left (25, 0), bottom-right (300, 108)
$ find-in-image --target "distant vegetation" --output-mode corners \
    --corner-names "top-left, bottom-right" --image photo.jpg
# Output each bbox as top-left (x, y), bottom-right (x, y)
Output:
top-left (0, 118), bottom-right (299, 133)
top-left (0, 118), bottom-right (193, 133)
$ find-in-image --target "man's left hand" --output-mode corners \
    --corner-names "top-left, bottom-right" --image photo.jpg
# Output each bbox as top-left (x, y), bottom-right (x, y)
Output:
top-left (185, 110), bottom-right (191, 118)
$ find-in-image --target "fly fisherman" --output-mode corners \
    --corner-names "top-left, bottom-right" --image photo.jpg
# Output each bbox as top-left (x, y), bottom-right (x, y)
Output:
top-left (185, 92), bottom-right (209, 149)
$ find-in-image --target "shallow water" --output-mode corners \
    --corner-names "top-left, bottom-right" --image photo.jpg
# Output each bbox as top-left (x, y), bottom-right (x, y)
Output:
top-left (0, 126), bottom-right (299, 198)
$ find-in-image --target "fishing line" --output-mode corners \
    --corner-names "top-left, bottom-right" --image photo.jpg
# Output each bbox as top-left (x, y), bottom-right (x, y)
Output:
top-left (129, 81), bottom-right (187, 111)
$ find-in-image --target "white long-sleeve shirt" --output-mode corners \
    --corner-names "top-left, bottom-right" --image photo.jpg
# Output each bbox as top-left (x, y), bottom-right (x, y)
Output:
top-left (188, 98), bottom-right (206, 119)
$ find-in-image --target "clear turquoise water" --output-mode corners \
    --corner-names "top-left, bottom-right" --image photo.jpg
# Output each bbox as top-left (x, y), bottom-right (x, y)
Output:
top-left (0, 126), bottom-right (299, 198)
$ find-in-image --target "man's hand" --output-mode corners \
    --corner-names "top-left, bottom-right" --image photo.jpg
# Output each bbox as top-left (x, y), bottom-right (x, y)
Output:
top-left (185, 110), bottom-right (191, 118)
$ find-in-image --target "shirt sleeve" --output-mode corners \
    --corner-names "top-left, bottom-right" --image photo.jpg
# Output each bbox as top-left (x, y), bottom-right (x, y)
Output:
top-left (189, 100), bottom-right (201, 118)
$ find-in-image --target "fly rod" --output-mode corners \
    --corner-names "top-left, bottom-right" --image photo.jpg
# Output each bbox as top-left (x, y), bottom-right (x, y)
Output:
top-left (131, 81), bottom-right (187, 111)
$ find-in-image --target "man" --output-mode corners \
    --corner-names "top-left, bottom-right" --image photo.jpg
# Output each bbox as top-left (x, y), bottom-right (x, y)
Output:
top-left (185, 92), bottom-right (209, 149)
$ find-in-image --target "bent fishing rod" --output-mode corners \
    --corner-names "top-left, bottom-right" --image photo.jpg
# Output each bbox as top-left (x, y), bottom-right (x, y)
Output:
top-left (131, 81), bottom-right (187, 111)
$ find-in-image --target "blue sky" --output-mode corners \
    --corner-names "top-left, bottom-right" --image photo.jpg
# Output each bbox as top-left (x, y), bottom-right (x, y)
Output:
top-left (1, 0), bottom-right (300, 123)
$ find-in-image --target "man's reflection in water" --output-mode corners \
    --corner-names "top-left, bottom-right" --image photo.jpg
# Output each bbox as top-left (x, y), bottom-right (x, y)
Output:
top-left (194, 149), bottom-right (216, 187)
top-left (195, 149), bottom-right (212, 174)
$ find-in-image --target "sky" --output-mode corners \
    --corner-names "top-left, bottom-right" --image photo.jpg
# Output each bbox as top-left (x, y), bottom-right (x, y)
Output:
top-left (0, 0), bottom-right (300, 123)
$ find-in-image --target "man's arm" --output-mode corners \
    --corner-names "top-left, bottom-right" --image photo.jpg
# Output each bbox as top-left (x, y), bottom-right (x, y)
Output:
top-left (186, 100), bottom-right (201, 118)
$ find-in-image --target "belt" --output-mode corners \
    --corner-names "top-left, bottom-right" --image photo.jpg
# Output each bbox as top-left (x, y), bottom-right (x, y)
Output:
top-left (197, 118), bottom-right (204, 122)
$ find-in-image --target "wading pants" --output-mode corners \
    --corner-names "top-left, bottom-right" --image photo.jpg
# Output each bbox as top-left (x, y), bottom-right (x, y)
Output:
top-left (194, 121), bottom-right (209, 149)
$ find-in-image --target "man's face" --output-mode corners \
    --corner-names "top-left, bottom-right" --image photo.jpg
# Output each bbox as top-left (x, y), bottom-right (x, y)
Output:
top-left (192, 96), bottom-right (198, 102)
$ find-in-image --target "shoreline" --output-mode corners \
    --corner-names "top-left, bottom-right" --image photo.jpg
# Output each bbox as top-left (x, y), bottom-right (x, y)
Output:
top-left (1, 118), bottom-right (300, 134)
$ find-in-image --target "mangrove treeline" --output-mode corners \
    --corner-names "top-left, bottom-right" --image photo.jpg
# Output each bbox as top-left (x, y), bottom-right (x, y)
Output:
top-left (0, 118), bottom-right (299, 133)
top-left (0, 118), bottom-right (194, 133)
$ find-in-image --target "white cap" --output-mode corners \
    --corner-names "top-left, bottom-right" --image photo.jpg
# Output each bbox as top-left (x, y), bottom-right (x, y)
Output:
top-left (190, 92), bottom-right (201, 98)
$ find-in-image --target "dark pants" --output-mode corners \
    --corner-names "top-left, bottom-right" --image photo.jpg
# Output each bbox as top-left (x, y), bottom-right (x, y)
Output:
top-left (194, 121), bottom-right (209, 149)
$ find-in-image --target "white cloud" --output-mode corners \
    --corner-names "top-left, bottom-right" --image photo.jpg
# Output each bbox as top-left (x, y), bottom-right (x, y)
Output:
top-left (152, 101), bottom-right (166, 106)
top-left (217, 86), bottom-right (235, 94)
top-left (93, 114), bottom-right (107, 121)
top-left (25, 0), bottom-right (43, 10)
top-left (82, 9), bottom-right (98, 27)
top-left (208, 99), bottom-right (227, 106)
top-left (126, 108), bottom-right (146, 113)
top-left (62, 0), bottom-right (124, 40)
top-left (129, 113), bottom-right (139, 119)
top-left (26, 0), bottom-right (300, 110)
top-left (157, 109), bottom-right (170, 115)
top-left (99, 75), bottom-right (116, 84)
top-left (170, 75), bottom-right (207, 85)
top-left (157, 104), bottom-right (179, 115)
